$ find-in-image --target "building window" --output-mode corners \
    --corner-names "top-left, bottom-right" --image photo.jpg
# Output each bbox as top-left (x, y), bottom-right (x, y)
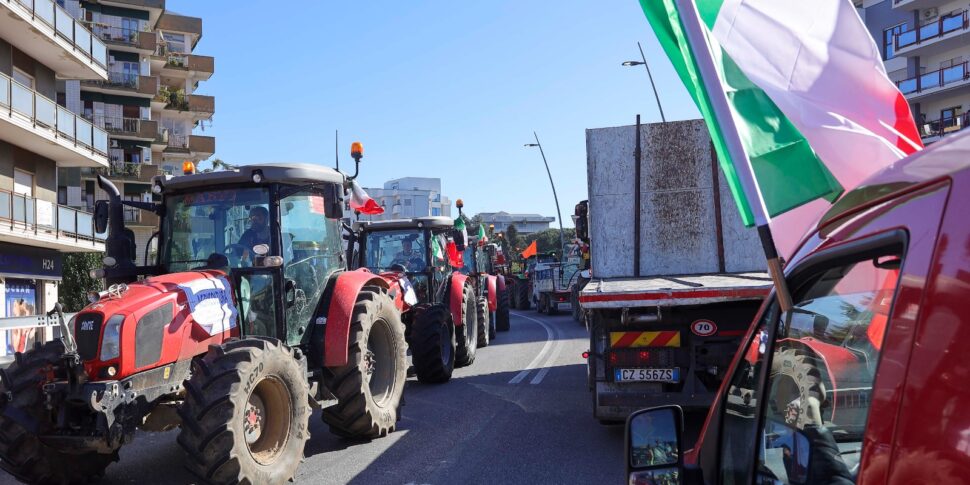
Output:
top-left (404, 199), bottom-right (412, 206)
top-left (14, 170), bottom-right (33, 197)
top-left (162, 32), bottom-right (187, 54)
top-left (432, 208), bottom-right (440, 216)
top-left (12, 68), bottom-right (33, 89)
top-left (883, 23), bottom-right (906, 60)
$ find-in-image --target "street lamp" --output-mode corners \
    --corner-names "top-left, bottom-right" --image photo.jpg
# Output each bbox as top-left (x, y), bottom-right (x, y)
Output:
top-left (623, 41), bottom-right (666, 123)
top-left (524, 132), bottom-right (566, 263)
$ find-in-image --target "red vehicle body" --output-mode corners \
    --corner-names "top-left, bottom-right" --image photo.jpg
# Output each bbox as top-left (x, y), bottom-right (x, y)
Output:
top-left (635, 131), bottom-right (970, 484)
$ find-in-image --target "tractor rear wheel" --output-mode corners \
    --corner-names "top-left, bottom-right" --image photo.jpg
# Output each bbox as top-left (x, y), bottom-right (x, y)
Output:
top-left (322, 286), bottom-right (407, 438)
top-left (516, 280), bottom-right (531, 310)
top-left (769, 347), bottom-right (827, 428)
top-left (0, 340), bottom-right (119, 484)
top-left (455, 282), bottom-right (479, 367)
top-left (178, 337), bottom-right (310, 485)
top-left (411, 304), bottom-right (455, 384)
top-left (476, 297), bottom-right (490, 348)
top-left (496, 286), bottom-right (511, 332)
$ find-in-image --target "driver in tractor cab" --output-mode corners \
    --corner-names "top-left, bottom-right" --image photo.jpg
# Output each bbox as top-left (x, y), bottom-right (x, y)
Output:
top-left (392, 236), bottom-right (426, 271)
top-left (240, 206), bottom-right (271, 263)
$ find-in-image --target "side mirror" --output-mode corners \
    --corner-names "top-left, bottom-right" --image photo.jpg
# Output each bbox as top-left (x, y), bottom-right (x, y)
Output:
top-left (94, 200), bottom-right (109, 234)
top-left (626, 406), bottom-right (684, 484)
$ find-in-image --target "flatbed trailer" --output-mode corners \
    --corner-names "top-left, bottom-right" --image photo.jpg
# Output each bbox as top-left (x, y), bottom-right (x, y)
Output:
top-left (580, 272), bottom-right (769, 421)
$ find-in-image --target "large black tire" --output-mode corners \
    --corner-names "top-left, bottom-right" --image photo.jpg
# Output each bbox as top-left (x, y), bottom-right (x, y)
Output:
top-left (769, 347), bottom-right (826, 428)
top-left (411, 304), bottom-right (455, 384)
top-left (515, 280), bottom-right (531, 310)
top-left (322, 286), bottom-right (408, 438)
top-left (496, 286), bottom-right (511, 332)
top-left (476, 297), bottom-right (490, 348)
top-left (455, 282), bottom-right (479, 367)
top-left (547, 295), bottom-right (558, 316)
top-left (178, 337), bottom-right (310, 485)
top-left (0, 340), bottom-right (119, 484)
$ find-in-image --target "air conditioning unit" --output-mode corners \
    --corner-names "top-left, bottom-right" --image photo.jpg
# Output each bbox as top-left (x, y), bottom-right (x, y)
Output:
top-left (109, 139), bottom-right (119, 148)
top-left (922, 7), bottom-right (939, 22)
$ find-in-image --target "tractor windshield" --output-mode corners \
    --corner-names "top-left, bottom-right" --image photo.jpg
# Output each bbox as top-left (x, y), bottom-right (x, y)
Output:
top-left (364, 229), bottom-right (428, 273)
top-left (161, 187), bottom-right (270, 273)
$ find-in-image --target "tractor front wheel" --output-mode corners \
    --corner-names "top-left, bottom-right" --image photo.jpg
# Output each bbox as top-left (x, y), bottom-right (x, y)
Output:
top-left (456, 282), bottom-right (479, 367)
top-left (516, 281), bottom-right (531, 310)
top-left (496, 286), bottom-right (511, 332)
top-left (411, 304), bottom-right (455, 384)
top-left (0, 340), bottom-right (119, 484)
top-left (476, 297), bottom-right (491, 348)
top-left (322, 286), bottom-right (407, 438)
top-left (178, 337), bottom-right (310, 485)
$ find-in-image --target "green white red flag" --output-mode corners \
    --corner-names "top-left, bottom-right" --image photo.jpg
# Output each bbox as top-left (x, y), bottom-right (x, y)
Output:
top-left (639, 0), bottom-right (922, 239)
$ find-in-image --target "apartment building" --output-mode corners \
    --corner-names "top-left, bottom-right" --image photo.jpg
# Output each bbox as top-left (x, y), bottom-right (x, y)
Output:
top-left (0, 0), bottom-right (110, 352)
top-left (475, 212), bottom-right (555, 235)
top-left (857, 0), bottom-right (970, 143)
top-left (349, 177), bottom-right (452, 221)
top-left (57, 0), bottom-right (214, 260)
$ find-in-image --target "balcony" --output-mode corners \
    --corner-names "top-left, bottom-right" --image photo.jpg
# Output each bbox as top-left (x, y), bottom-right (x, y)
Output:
top-left (0, 188), bottom-right (104, 252)
top-left (0, 0), bottom-right (107, 79)
top-left (156, 12), bottom-right (202, 36)
top-left (892, 0), bottom-right (939, 10)
top-left (155, 87), bottom-right (215, 118)
top-left (91, 25), bottom-right (156, 53)
top-left (894, 10), bottom-right (970, 58)
top-left (82, 72), bottom-right (158, 98)
top-left (0, 71), bottom-right (108, 167)
top-left (163, 133), bottom-right (214, 158)
top-left (918, 112), bottom-right (969, 143)
top-left (154, 49), bottom-right (215, 81)
top-left (896, 61), bottom-right (970, 101)
top-left (89, 115), bottom-right (158, 141)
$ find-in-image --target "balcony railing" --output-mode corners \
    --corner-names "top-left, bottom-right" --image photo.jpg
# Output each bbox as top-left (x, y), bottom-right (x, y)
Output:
top-left (920, 112), bottom-right (969, 139)
top-left (0, 187), bottom-right (104, 242)
top-left (7, 0), bottom-right (107, 68)
top-left (895, 10), bottom-right (969, 51)
top-left (897, 61), bottom-right (969, 95)
top-left (0, 71), bottom-right (108, 156)
top-left (91, 25), bottom-right (138, 45)
top-left (167, 133), bottom-right (188, 149)
top-left (83, 72), bottom-right (156, 96)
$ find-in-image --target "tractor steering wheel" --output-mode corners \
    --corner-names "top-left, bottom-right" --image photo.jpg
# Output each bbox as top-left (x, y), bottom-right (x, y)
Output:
top-left (225, 243), bottom-right (250, 267)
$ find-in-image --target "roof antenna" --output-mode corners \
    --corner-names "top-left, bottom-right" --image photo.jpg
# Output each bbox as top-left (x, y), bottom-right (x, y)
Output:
top-left (335, 129), bottom-right (340, 172)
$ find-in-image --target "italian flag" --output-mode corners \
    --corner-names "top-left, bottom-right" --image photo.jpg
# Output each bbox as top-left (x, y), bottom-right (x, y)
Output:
top-left (640, 0), bottom-right (922, 228)
top-left (348, 180), bottom-right (384, 215)
top-left (477, 225), bottom-right (488, 244)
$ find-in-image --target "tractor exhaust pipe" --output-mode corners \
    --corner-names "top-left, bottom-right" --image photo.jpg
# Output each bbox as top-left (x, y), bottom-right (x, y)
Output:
top-left (97, 175), bottom-right (136, 285)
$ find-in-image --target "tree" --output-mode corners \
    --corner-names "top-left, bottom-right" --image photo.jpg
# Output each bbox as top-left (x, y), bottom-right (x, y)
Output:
top-left (522, 228), bottom-right (576, 259)
top-left (61, 252), bottom-right (104, 312)
top-left (201, 158), bottom-right (235, 173)
top-left (504, 224), bottom-right (521, 259)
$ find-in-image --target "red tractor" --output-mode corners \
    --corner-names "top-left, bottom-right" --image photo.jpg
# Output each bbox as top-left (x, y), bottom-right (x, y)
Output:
top-left (481, 242), bottom-right (511, 333)
top-left (0, 155), bottom-right (411, 484)
top-left (349, 216), bottom-right (481, 383)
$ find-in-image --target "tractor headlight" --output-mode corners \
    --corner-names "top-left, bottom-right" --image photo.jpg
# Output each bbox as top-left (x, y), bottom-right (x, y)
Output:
top-left (99, 315), bottom-right (124, 361)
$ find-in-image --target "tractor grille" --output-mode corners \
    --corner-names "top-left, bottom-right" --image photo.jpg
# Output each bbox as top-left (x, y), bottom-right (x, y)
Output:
top-left (135, 303), bottom-right (172, 368)
top-left (74, 312), bottom-right (103, 361)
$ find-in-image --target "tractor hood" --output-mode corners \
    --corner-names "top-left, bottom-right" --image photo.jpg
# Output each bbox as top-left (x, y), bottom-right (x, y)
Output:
top-left (74, 270), bottom-right (238, 379)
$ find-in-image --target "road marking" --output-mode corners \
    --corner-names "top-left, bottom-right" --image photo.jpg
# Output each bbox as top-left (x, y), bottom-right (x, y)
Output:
top-left (508, 312), bottom-right (556, 384)
top-left (530, 320), bottom-right (564, 385)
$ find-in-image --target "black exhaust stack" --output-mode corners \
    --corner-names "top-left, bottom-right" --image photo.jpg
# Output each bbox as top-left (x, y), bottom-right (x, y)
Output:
top-left (97, 175), bottom-right (137, 285)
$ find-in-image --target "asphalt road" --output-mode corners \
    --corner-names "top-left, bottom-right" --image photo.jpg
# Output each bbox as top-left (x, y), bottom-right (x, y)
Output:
top-left (0, 310), bottom-right (633, 485)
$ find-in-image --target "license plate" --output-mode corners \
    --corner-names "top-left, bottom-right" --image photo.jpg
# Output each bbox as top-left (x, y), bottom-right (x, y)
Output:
top-left (614, 368), bottom-right (680, 383)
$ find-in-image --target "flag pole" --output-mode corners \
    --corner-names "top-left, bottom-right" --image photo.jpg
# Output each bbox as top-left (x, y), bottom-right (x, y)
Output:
top-left (674, 0), bottom-right (793, 311)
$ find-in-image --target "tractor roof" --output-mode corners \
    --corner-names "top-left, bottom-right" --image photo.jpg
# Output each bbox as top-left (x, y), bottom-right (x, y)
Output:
top-left (355, 217), bottom-right (454, 232)
top-left (158, 163), bottom-right (345, 191)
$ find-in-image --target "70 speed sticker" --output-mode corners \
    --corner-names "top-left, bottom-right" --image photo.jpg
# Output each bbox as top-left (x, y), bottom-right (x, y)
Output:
top-left (690, 319), bottom-right (717, 337)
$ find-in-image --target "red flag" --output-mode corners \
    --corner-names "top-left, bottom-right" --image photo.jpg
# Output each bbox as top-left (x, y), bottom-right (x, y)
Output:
top-left (447, 240), bottom-right (464, 268)
top-left (520, 240), bottom-right (537, 259)
top-left (349, 180), bottom-right (383, 215)
top-left (309, 195), bottom-right (326, 214)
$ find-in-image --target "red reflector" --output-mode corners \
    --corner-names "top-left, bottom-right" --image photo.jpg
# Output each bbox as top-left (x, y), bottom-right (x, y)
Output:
top-left (638, 350), bottom-right (650, 362)
top-left (609, 352), bottom-right (618, 365)
top-left (582, 351), bottom-right (590, 359)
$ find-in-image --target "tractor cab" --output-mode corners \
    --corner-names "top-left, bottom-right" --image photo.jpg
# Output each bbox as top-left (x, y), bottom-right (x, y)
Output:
top-left (353, 216), bottom-right (455, 304)
top-left (97, 163), bottom-right (348, 347)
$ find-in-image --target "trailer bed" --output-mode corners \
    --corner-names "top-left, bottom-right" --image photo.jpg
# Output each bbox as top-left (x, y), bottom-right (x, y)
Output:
top-left (580, 272), bottom-right (771, 309)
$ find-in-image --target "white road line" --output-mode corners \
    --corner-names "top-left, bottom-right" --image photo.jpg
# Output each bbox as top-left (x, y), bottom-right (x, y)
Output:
top-left (508, 311), bottom-right (556, 384)
top-left (530, 319), bottom-right (564, 385)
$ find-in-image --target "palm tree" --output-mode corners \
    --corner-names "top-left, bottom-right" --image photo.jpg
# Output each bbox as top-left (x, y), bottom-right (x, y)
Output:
top-left (202, 158), bottom-right (235, 173)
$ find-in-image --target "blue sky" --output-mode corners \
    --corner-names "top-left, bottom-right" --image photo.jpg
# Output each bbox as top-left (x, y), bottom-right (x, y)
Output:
top-left (168, 1), bottom-right (700, 227)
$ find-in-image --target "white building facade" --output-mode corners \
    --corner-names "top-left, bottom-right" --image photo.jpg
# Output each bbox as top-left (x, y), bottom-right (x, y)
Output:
top-left (475, 212), bottom-right (555, 235)
top-left (347, 177), bottom-right (452, 221)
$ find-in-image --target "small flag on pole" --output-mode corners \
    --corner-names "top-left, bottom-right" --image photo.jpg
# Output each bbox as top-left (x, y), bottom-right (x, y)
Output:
top-left (520, 240), bottom-right (537, 260)
top-left (348, 180), bottom-right (383, 215)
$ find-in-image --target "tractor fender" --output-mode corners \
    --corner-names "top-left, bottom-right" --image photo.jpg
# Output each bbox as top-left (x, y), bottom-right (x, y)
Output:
top-left (449, 272), bottom-right (469, 327)
top-left (324, 269), bottom-right (390, 367)
top-left (486, 275), bottom-right (498, 311)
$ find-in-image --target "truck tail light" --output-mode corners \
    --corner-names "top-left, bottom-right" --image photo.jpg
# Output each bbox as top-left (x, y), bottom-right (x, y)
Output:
top-left (609, 349), bottom-right (658, 367)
